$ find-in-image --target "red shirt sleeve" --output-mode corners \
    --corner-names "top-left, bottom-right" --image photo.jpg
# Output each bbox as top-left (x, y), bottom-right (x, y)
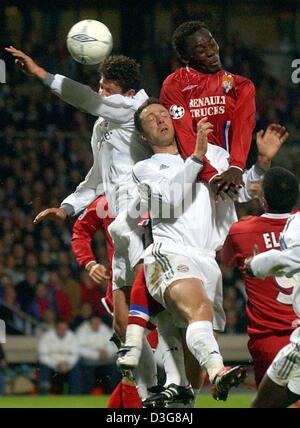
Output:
top-left (229, 79), bottom-right (256, 170)
top-left (71, 199), bottom-right (102, 268)
top-left (160, 79), bottom-right (219, 182)
top-left (220, 230), bottom-right (239, 267)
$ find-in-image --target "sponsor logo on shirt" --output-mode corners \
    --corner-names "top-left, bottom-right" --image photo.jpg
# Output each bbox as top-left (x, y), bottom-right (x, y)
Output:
top-left (182, 84), bottom-right (198, 92)
top-left (169, 104), bottom-right (185, 119)
top-left (159, 164), bottom-right (170, 170)
top-left (189, 95), bottom-right (226, 118)
top-left (177, 264), bottom-right (189, 273)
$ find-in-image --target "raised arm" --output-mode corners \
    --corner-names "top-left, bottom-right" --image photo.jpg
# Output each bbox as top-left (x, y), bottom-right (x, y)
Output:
top-left (5, 46), bottom-right (141, 122)
top-left (71, 197), bottom-right (110, 284)
top-left (237, 124), bottom-right (289, 202)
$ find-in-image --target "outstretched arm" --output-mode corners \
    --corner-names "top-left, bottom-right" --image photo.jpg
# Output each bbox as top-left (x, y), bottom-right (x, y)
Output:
top-left (5, 46), bottom-right (144, 122)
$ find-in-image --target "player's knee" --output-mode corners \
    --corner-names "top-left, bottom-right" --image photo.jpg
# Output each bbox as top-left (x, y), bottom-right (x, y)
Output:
top-left (188, 300), bottom-right (213, 323)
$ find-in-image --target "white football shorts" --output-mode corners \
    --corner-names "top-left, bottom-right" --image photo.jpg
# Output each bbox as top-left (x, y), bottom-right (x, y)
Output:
top-left (143, 242), bottom-right (226, 331)
top-left (108, 212), bottom-right (144, 290)
top-left (267, 328), bottom-right (300, 395)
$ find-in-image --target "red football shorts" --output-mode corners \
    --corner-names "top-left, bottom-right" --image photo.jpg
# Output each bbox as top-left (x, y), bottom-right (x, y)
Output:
top-left (248, 333), bottom-right (291, 386)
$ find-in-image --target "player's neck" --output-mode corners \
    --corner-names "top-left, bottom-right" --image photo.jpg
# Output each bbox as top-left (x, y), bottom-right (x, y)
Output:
top-left (153, 146), bottom-right (178, 155)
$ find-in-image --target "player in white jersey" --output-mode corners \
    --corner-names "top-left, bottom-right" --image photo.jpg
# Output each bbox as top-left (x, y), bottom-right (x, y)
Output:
top-left (6, 48), bottom-right (157, 402)
top-left (128, 98), bottom-right (288, 401)
top-left (246, 212), bottom-right (300, 408)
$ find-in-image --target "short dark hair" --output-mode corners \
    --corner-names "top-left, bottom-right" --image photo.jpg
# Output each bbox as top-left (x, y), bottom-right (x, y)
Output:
top-left (172, 21), bottom-right (210, 59)
top-left (134, 97), bottom-right (164, 134)
top-left (99, 55), bottom-right (141, 92)
top-left (262, 167), bottom-right (299, 213)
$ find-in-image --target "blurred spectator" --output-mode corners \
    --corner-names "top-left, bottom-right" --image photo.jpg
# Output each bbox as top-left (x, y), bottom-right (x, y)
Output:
top-left (29, 283), bottom-right (54, 321)
top-left (38, 321), bottom-right (81, 394)
top-left (79, 271), bottom-right (107, 318)
top-left (16, 269), bottom-right (39, 313)
top-left (47, 272), bottom-right (72, 322)
top-left (70, 302), bottom-right (93, 331)
top-left (41, 308), bottom-right (57, 329)
top-left (0, 344), bottom-right (7, 395)
top-left (0, 285), bottom-right (24, 335)
top-left (57, 265), bottom-right (81, 318)
top-left (76, 316), bottom-right (119, 394)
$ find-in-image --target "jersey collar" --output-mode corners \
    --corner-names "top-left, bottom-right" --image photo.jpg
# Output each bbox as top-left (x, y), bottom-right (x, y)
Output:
top-left (261, 213), bottom-right (292, 219)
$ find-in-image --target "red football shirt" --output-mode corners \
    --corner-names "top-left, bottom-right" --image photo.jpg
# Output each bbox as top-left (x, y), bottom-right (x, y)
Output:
top-left (160, 67), bottom-right (256, 180)
top-left (71, 195), bottom-right (114, 274)
top-left (221, 213), bottom-right (296, 337)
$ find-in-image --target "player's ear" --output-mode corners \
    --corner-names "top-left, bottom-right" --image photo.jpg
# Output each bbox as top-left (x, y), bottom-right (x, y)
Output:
top-left (139, 131), bottom-right (147, 142)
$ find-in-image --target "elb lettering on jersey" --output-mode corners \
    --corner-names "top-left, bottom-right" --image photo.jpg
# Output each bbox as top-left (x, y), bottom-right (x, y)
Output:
top-left (189, 95), bottom-right (225, 118)
top-left (262, 232), bottom-right (280, 249)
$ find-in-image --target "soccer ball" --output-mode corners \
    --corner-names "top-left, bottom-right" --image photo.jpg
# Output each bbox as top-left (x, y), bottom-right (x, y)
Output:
top-left (66, 19), bottom-right (113, 65)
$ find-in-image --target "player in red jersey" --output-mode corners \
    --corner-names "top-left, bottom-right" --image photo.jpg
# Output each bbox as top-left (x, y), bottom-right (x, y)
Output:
top-left (71, 194), bottom-right (114, 313)
top-left (160, 21), bottom-right (256, 194)
top-left (71, 194), bottom-right (143, 408)
top-left (221, 167), bottom-right (299, 386)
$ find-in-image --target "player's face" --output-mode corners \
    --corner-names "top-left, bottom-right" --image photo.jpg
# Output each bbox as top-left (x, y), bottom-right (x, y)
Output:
top-left (140, 104), bottom-right (175, 147)
top-left (184, 29), bottom-right (222, 73)
top-left (99, 78), bottom-right (124, 96)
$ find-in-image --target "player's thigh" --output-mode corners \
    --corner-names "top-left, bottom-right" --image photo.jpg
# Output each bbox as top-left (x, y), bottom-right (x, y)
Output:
top-left (251, 373), bottom-right (297, 408)
top-left (165, 277), bottom-right (212, 320)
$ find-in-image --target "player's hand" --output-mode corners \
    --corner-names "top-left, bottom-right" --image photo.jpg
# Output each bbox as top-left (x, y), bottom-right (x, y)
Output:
top-left (210, 175), bottom-right (240, 201)
top-left (33, 207), bottom-right (67, 224)
top-left (193, 117), bottom-right (213, 160)
top-left (86, 262), bottom-right (110, 284)
top-left (5, 46), bottom-right (47, 80)
top-left (256, 124), bottom-right (289, 164)
top-left (212, 167), bottom-right (244, 196)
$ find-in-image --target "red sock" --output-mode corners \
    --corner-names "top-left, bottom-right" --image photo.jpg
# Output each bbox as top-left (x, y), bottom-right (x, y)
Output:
top-left (107, 382), bottom-right (123, 408)
top-left (122, 383), bottom-right (142, 408)
top-left (146, 329), bottom-right (158, 349)
top-left (128, 269), bottom-right (163, 328)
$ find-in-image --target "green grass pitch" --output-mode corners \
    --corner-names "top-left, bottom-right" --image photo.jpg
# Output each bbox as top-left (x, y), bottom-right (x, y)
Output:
top-left (0, 394), bottom-right (254, 408)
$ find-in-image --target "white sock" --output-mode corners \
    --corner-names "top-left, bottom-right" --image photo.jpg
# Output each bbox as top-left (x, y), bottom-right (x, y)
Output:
top-left (186, 321), bottom-right (224, 383)
top-left (134, 337), bottom-right (157, 400)
top-left (157, 311), bottom-right (189, 387)
top-left (125, 324), bottom-right (144, 349)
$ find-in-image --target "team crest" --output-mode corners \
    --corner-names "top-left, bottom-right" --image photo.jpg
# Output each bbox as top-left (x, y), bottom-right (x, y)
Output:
top-left (222, 74), bottom-right (234, 93)
top-left (169, 104), bottom-right (185, 119)
top-left (177, 264), bottom-right (189, 273)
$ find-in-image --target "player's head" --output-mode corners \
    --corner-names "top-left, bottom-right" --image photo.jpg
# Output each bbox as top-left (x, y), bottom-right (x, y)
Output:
top-left (134, 98), bottom-right (176, 151)
top-left (261, 167), bottom-right (299, 213)
top-left (172, 21), bottom-right (222, 73)
top-left (98, 55), bottom-right (141, 97)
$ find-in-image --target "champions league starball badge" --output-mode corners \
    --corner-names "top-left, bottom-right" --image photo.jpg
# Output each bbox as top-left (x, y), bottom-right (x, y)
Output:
top-left (169, 104), bottom-right (185, 119)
